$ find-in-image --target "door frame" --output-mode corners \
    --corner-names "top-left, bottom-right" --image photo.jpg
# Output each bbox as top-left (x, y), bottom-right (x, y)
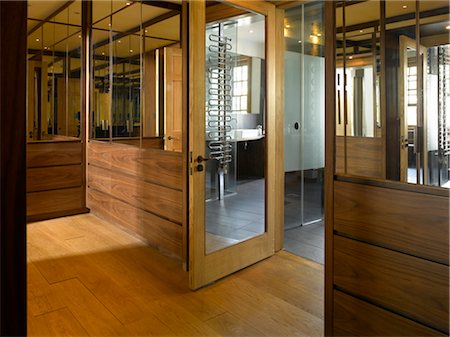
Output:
top-left (0, 1), bottom-right (27, 335)
top-left (399, 35), bottom-right (428, 183)
top-left (187, 0), bottom-right (284, 290)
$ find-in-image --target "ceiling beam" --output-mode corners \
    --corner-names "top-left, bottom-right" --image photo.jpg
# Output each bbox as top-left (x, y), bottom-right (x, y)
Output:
top-left (337, 6), bottom-right (449, 34)
top-left (93, 10), bottom-right (179, 50)
top-left (141, 0), bottom-right (181, 12)
top-left (28, 0), bottom-right (76, 36)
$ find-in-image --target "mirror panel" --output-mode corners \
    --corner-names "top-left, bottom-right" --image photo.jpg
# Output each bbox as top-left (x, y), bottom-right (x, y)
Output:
top-left (27, 3), bottom-right (82, 141)
top-left (335, 0), bottom-right (450, 189)
top-left (204, 9), bottom-right (266, 254)
top-left (90, 1), bottom-right (181, 151)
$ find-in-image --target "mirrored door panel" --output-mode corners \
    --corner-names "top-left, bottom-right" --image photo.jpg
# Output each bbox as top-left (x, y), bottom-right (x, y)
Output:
top-left (189, 0), bottom-right (278, 290)
top-left (204, 12), bottom-right (266, 254)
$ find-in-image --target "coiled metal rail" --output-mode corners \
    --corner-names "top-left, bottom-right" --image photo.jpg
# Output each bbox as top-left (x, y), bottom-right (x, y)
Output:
top-left (207, 23), bottom-right (233, 171)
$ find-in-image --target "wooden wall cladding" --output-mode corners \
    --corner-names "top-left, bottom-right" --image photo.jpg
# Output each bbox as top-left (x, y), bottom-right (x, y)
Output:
top-left (88, 165), bottom-right (182, 224)
top-left (27, 141), bottom-right (82, 167)
top-left (332, 180), bottom-right (449, 335)
top-left (27, 187), bottom-right (84, 217)
top-left (88, 141), bottom-right (182, 190)
top-left (334, 235), bottom-right (449, 334)
top-left (335, 136), bottom-right (384, 179)
top-left (334, 180), bottom-right (449, 265)
top-left (26, 140), bottom-right (85, 221)
top-left (88, 188), bottom-right (182, 258)
top-left (27, 165), bottom-right (82, 192)
top-left (87, 140), bottom-right (184, 259)
top-left (333, 290), bottom-right (445, 336)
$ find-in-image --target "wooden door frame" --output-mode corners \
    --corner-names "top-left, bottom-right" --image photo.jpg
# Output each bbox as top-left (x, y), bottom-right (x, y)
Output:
top-left (0, 1), bottom-right (27, 335)
top-left (324, 1), bottom-right (336, 335)
top-left (188, 0), bottom-right (284, 289)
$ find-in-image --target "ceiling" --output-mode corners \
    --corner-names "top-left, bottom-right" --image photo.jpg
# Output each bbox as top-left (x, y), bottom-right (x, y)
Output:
top-left (334, 0), bottom-right (449, 57)
top-left (27, 0), bottom-right (181, 59)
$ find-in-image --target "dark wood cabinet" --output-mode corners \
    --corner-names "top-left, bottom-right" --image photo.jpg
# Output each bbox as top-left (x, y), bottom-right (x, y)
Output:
top-left (236, 138), bottom-right (265, 180)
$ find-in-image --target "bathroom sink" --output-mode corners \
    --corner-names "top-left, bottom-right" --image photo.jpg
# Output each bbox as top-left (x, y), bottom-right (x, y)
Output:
top-left (233, 129), bottom-right (262, 140)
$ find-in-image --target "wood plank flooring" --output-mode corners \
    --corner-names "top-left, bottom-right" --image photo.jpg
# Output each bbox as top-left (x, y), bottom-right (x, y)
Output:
top-left (28, 214), bottom-right (324, 337)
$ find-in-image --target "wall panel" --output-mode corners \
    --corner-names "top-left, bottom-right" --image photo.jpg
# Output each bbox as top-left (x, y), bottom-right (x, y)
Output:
top-left (334, 290), bottom-right (445, 336)
top-left (334, 180), bottom-right (449, 264)
top-left (87, 141), bottom-right (184, 260)
top-left (335, 136), bottom-right (384, 179)
top-left (331, 180), bottom-right (449, 335)
top-left (26, 140), bottom-right (86, 222)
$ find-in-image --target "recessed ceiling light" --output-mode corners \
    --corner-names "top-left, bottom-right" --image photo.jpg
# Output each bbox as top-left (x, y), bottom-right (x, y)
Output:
top-left (249, 30), bottom-right (254, 33)
top-left (108, 23), bottom-right (111, 27)
top-left (446, 25), bottom-right (450, 30)
top-left (402, 5), bottom-right (407, 9)
top-left (145, 29), bottom-right (148, 33)
top-left (118, 40), bottom-right (121, 43)
top-left (349, 55), bottom-right (353, 59)
top-left (35, 38), bottom-right (40, 42)
top-left (129, 49), bottom-right (133, 53)
top-left (298, 40), bottom-right (302, 43)
top-left (78, 35), bottom-right (81, 38)
top-left (44, 46), bottom-right (48, 50)
top-left (102, 52), bottom-right (105, 56)
top-left (317, 33), bottom-right (322, 37)
top-left (285, 24), bottom-right (291, 28)
top-left (359, 30), bottom-right (364, 33)
top-left (126, 1), bottom-right (131, 5)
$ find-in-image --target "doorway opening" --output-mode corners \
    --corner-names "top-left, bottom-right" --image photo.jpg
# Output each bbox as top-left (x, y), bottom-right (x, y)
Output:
top-left (283, 2), bottom-right (325, 264)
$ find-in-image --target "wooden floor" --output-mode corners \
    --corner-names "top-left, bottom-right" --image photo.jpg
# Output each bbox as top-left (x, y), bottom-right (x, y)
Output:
top-left (28, 214), bottom-right (324, 337)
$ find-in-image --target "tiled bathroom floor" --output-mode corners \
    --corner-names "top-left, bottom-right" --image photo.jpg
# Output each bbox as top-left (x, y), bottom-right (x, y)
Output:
top-left (284, 221), bottom-right (324, 264)
top-left (205, 179), bottom-right (265, 253)
top-left (204, 176), bottom-right (325, 265)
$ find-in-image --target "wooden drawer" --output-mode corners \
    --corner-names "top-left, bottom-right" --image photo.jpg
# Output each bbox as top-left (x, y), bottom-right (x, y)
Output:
top-left (334, 181), bottom-right (449, 265)
top-left (334, 235), bottom-right (449, 333)
top-left (334, 290), bottom-right (445, 336)
top-left (27, 165), bottom-right (82, 192)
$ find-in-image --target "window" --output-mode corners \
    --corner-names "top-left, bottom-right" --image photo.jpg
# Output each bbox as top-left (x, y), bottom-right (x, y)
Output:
top-left (232, 64), bottom-right (250, 113)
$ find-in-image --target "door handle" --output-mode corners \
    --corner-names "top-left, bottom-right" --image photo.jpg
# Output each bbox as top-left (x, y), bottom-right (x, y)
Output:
top-left (167, 136), bottom-right (173, 140)
top-left (196, 155), bottom-right (213, 163)
top-left (401, 137), bottom-right (409, 149)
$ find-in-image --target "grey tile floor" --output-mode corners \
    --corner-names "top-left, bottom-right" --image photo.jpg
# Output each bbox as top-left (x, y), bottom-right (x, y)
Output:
top-left (284, 220), bottom-right (324, 264)
top-left (205, 179), bottom-right (265, 252)
top-left (283, 171), bottom-right (325, 264)
top-left (204, 175), bottom-right (325, 264)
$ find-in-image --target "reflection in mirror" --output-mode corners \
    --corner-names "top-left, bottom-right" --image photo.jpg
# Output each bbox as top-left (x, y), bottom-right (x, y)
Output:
top-left (335, 0), bottom-right (450, 189)
top-left (27, 1), bottom-right (82, 141)
top-left (90, 1), bottom-right (181, 151)
top-left (336, 0), bottom-right (381, 138)
top-left (204, 8), bottom-right (266, 254)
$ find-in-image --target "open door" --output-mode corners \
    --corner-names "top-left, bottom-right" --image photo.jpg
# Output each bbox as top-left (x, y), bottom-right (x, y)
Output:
top-left (164, 47), bottom-right (183, 152)
top-left (188, 0), bottom-right (280, 289)
top-left (399, 36), bottom-right (428, 184)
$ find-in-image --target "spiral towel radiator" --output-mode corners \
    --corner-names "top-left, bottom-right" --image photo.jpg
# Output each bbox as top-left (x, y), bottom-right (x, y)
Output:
top-left (207, 23), bottom-right (233, 200)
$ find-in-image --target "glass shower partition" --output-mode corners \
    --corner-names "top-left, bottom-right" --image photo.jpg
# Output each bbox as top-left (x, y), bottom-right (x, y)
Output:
top-left (284, 2), bottom-right (325, 231)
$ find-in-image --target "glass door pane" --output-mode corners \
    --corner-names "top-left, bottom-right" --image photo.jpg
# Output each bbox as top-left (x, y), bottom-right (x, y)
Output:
top-left (204, 12), bottom-right (266, 254)
top-left (283, 2), bottom-right (325, 264)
